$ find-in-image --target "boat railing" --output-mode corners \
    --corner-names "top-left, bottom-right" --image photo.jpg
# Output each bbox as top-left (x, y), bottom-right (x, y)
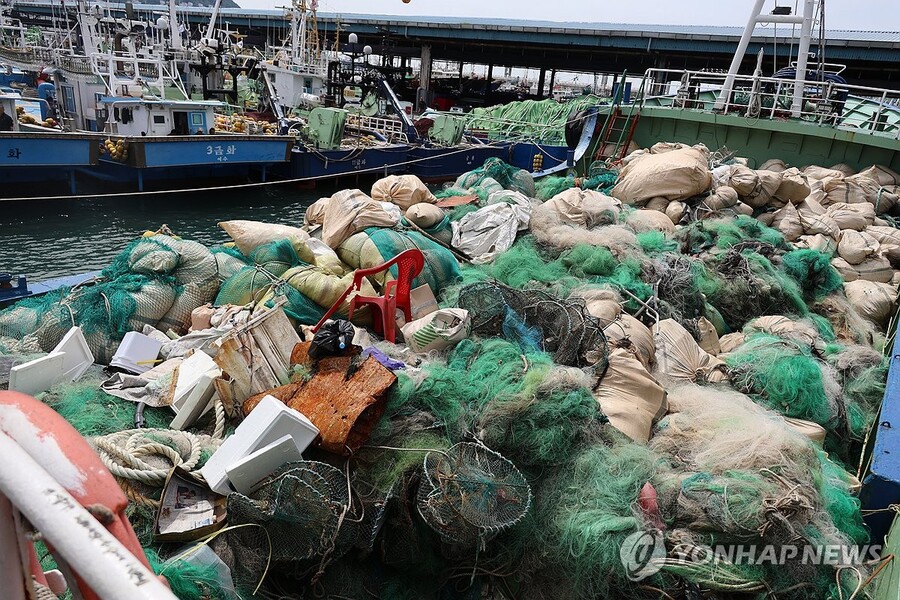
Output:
top-left (345, 113), bottom-right (409, 144)
top-left (643, 68), bottom-right (900, 140)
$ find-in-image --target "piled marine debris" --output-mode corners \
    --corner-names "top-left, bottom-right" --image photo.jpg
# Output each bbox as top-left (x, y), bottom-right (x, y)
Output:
top-left (1, 145), bottom-right (898, 600)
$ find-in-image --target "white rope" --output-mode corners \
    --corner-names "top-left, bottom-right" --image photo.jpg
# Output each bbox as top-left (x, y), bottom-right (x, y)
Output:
top-left (95, 429), bottom-right (204, 487)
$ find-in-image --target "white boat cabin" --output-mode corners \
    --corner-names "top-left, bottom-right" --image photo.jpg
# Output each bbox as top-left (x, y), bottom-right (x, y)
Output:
top-left (96, 97), bottom-right (223, 136)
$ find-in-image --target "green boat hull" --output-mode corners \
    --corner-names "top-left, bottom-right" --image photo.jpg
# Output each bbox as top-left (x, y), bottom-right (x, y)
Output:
top-left (626, 105), bottom-right (900, 173)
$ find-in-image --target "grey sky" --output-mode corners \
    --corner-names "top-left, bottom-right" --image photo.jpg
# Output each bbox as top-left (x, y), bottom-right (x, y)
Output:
top-left (236, 0), bottom-right (898, 31)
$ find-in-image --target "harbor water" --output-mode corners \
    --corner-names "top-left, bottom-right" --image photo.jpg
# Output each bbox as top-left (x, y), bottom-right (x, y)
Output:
top-left (0, 186), bottom-right (329, 280)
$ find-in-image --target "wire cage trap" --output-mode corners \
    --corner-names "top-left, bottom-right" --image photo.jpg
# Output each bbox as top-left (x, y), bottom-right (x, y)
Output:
top-left (416, 442), bottom-right (532, 547)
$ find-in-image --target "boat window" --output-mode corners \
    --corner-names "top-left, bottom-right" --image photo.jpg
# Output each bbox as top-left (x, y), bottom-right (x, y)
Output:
top-left (121, 108), bottom-right (133, 124)
top-left (153, 115), bottom-right (166, 124)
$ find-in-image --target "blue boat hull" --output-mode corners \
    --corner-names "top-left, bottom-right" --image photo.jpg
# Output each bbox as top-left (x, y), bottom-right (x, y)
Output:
top-left (126, 136), bottom-right (293, 168)
top-left (0, 133), bottom-right (98, 167)
top-left (76, 135), bottom-right (293, 191)
top-left (0, 133), bottom-right (99, 197)
top-left (406, 143), bottom-right (510, 181)
top-left (288, 144), bottom-right (410, 180)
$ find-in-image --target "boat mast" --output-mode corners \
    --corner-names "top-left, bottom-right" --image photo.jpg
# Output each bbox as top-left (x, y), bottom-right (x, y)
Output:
top-left (168, 0), bottom-right (182, 51)
top-left (714, 0), bottom-right (818, 118)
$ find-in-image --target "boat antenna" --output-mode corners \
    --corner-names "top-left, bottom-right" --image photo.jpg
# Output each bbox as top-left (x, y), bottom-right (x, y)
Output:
top-left (817, 0), bottom-right (826, 79)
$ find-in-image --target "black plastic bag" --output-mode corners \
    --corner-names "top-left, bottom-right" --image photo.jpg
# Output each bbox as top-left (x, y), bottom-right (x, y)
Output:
top-left (309, 319), bottom-right (356, 359)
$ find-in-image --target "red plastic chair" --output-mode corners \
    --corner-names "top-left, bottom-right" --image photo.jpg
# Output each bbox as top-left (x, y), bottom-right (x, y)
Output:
top-left (312, 248), bottom-right (425, 343)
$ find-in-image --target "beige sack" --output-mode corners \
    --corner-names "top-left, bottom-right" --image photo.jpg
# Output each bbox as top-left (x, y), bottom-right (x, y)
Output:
top-left (653, 319), bottom-right (729, 384)
top-left (744, 315), bottom-right (824, 354)
top-left (718, 332), bottom-right (747, 354)
top-left (844, 280), bottom-right (898, 327)
top-left (666, 201), bottom-right (687, 225)
top-left (604, 313), bottom-right (655, 370)
top-left (858, 165), bottom-right (900, 187)
top-left (741, 170), bottom-right (783, 209)
top-left (734, 202), bottom-right (754, 216)
top-left (830, 163), bottom-right (857, 177)
top-left (775, 167), bottom-right (811, 204)
top-left (831, 257), bottom-right (859, 282)
top-left (881, 244), bottom-right (900, 269)
top-left (803, 165), bottom-right (845, 182)
top-left (824, 176), bottom-right (871, 206)
top-left (406, 203), bottom-right (446, 228)
top-left (626, 209), bottom-right (676, 234)
top-left (320, 189), bottom-right (400, 248)
top-left (219, 220), bottom-right (308, 255)
top-left (838, 230), bottom-right (880, 265)
top-left (770, 201), bottom-right (803, 241)
top-left (826, 202), bottom-right (875, 231)
top-left (697, 317), bottom-right (721, 355)
top-left (798, 209), bottom-right (840, 239)
top-left (611, 146), bottom-right (712, 205)
top-left (645, 197), bottom-right (670, 212)
top-left (571, 287), bottom-right (622, 326)
top-left (759, 159), bottom-right (787, 173)
top-left (729, 165), bottom-right (759, 196)
top-left (542, 188), bottom-right (621, 227)
top-left (855, 255), bottom-right (895, 283)
top-left (783, 417), bottom-right (827, 445)
top-left (593, 348), bottom-right (668, 443)
top-left (865, 225), bottom-right (900, 248)
top-left (305, 198), bottom-right (331, 226)
top-left (703, 186), bottom-right (739, 212)
top-left (794, 234), bottom-right (837, 256)
top-left (797, 196), bottom-right (827, 215)
top-left (371, 174), bottom-right (437, 210)
top-left (757, 212), bottom-right (776, 227)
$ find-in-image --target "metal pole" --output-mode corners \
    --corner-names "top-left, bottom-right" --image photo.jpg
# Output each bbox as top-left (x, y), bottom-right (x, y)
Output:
top-left (713, 0), bottom-right (765, 111)
top-left (790, 0), bottom-right (816, 118)
top-left (0, 432), bottom-right (177, 600)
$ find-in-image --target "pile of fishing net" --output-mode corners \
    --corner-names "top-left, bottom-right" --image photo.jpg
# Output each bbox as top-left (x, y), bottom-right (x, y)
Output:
top-left (0, 233), bottom-right (219, 362)
top-left (464, 95), bottom-right (604, 145)
top-left (3, 149), bottom-right (899, 600)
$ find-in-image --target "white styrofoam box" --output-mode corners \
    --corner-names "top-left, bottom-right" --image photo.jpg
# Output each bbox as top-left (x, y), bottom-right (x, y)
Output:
top-left (52, 327), bottom-right (94, 382)
top-left (200, 395), bottom-right (320, 495)
top-left (170, 372), bottom-right (218, 431)
top-left (9, 352), bottom-right (66, 396)
top-left (110, 332), bottom-right (164, 375)
top-left (171, 351), bottom-right (219, 410)
top-left (225, 434), bottom-right (304, 495)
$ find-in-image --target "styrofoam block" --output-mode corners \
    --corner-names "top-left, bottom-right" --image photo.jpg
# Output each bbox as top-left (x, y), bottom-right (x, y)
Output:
top-left (225, 435), bottom-right (304, 495)
top-left (110, 332), bottom-right (163, 375)
top-left (169, 371), bottom-right (218, 431)
top-left (171, 351), bottom-right (219, 409)
top-left (200, 395), bottom-right (320, 495)
top-left (52, 327), bottom-right (94, 382)
top-left (9, 352), bottom-right (66, 396)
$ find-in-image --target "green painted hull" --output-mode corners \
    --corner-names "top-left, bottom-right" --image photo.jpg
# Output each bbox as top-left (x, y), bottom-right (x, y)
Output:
top-left (598, 96), bottom-right (900, 173)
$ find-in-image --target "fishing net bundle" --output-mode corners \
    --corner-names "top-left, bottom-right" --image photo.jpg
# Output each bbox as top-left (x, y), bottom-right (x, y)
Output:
top-left (457, 280), bottom-right (610, 372)
top-left (454, 157), bottom-right (536, 198)
top-left (533, 171), bottom-right (619, 201)
top-left (674, 215), bottom-right (790, 256)
top-left (647, 384), bottom-right (867, 599)
top-left (698, 248), bottom-right (808, 331)
top-left (725, 333), bottom-right (868, 463)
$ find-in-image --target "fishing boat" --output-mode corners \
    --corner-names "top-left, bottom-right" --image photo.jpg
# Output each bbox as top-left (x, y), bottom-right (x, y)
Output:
top-left (600, 0), bottom-right (900, 173)
top-left (0, 93), bottom-right (99, 196)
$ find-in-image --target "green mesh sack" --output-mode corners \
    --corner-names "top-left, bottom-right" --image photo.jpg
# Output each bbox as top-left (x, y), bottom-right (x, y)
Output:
top-left (455, 158), bottom-right (534, 196)
top-left (365, 228), bottom-right (461, 293)
top-left (215, 239), bottom-right (303, 307)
